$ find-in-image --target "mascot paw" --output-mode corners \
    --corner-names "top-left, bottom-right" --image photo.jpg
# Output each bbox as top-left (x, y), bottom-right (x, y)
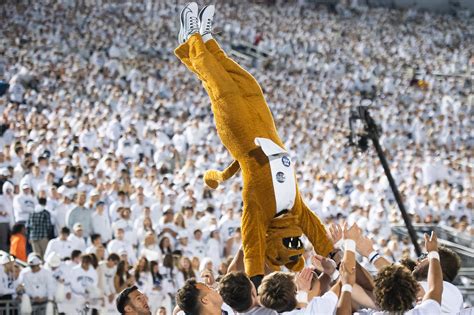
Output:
top-left (204, 170), bottom-right (220, 189)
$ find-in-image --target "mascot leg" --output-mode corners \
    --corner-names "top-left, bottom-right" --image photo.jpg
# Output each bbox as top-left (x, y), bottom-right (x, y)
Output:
top-left (204, 38), bottom-right (284, 146)
top-left (174, 33), bottom-right (240, 102)
top-left (295, 195), bottom-right (334, 257)
top-left (204, 39), bottom-right (263, 100)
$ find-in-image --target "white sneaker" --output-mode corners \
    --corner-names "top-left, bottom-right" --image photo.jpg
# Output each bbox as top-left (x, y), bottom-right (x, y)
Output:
top-left (179, 2), bottom-right (199, 44)
top-left (199, 5), bottom-right (215, 43)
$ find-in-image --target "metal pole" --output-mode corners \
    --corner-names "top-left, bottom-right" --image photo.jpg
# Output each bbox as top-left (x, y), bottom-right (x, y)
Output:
top-left (370, 135), bottom-right (422, 256)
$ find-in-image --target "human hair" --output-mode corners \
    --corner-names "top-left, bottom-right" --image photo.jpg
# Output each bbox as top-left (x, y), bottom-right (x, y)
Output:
top-left (11, 223), bottom-right (25, 235)
top-left (116, 260), bottom-right (130, 287)
top-left (108, 253), bottom-right (120, 263)
top-left (60, 226), bottom-right (70, 235)
top-left (116, 285), bottom-right (138, 314)
top-left (439, 247), bottom-right (461, 282)
top-left (179, 257), bottom-right (196, 281)
top-left (218, 272), bottom-right (253, 312)
top-left (258, 272), bottom-right (297, 312)
top-left (399, 257), bottom-right (417, 272)
top-left (176, 278), bottom-right (201, 315)
top-left (90, 233), bottom-right (101, 244)
top-left (134, 257), bottom-right (149, 283)
top-left (71, 250), bottom-right (82, 260)
top-left (374, 264), bottom-right (418, 313)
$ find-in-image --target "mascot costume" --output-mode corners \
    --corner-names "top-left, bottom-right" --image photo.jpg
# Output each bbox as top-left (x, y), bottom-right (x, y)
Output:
top-left (175, 3), bottom-right (335, 285)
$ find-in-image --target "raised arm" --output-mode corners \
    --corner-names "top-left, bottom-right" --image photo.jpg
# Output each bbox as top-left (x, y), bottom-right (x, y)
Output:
top-left (336, 223), bottom-right (360, 315)
top-left (422, 231), bottom-right (443, 304)
top-left (356, 234), bottom-right (391, 271)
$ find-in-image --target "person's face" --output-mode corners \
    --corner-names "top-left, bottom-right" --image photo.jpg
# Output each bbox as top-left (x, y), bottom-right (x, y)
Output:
top-left (125, 290), bottom-right (151, 315)
top-left (116, 229), bottom-right (124, 240)
top-left (158, 308), bottom-right (166, 315)
top-left (75, 229), bottom-right (84, 237)
top-left (196, 282), bottom-right (223, 309)
top-left (78, 193), bottom-right (86, 205)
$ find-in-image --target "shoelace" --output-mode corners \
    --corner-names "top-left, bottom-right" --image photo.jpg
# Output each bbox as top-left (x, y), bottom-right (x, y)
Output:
top-left (189, 16), bottom-right (199, 31)
top-left (203, 20), bottom-right (212, 35)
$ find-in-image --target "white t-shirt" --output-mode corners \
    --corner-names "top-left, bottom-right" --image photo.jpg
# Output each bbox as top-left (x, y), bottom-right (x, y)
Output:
top-left (281, 291), bottom-right (338, 315)
top-left (370, 299), bottom-right (441, 314)
top-left (419, 281), bottom-right (463, 314)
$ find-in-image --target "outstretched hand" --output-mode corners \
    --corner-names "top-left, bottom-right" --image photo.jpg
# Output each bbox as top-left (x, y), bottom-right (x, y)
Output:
top-left (424, 231), bottom-right (438, 252)
top-left (343, 222), bottom-right (361, 241)
top-left (340, 261), bottom-right (356, 285)
top-left (296, 267), bottom-right (313, 292)
top-left (312, 254), bottom-right (336, 276)
top-left (356, 235), bottom-right (375, 258)
top-left (328, 223), bottom-right (343, 244)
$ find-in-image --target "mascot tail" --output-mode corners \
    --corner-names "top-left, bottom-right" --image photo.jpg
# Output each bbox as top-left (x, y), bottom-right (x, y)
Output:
top-left (204, 160), bottom-right (240, 189)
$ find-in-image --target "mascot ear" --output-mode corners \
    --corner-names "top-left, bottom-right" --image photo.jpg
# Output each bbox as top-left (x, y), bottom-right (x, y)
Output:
top-left (285, 256), bottom-right (305, 272)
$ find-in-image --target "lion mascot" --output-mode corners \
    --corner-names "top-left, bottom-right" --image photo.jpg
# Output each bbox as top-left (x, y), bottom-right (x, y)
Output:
top-left (175, 3), bottom-right (334, 286)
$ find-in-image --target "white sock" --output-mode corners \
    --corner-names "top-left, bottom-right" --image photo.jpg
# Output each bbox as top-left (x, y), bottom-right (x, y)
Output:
top-left (202, 33), bottom-right (213, 43)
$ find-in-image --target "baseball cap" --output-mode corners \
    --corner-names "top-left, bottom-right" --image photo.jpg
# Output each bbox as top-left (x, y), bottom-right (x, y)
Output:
top-left (46, 252), bottom-right (61, 268)
top-left (177, 231), bottom-right (188, 240)
top-left (27, 253), bottom-right (42, 266)
top-left (116, 286), bottom-right (138, 314)
top-left (21, 183), bottom-right (31, 190)
top-left (0, 254), bottom-right (13, 265)
top-left (73, 223), bottom-right (83, 231)
top-left (0, 168), bottom-right (9, 176)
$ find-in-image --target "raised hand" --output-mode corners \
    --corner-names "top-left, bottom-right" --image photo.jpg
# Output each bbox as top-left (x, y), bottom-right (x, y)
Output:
top-left (340, 261), bottom-right (356, 285)
top-left (356, 235), bottom-right (375, 258)
top-left (328, 223), bottom-right (343, 244)
top-left (296, 267), bottom-right (313, 292)
top-left (424, 231), bottom-right (438, 252)
top-left (343, 222), bottom-right (361, 241)
top-left (312, 254), bottom-right (336, 276)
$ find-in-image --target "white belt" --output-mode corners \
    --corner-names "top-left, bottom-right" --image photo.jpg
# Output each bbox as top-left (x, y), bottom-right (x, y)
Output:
top-left (255, 138), bottom-right (297, 214)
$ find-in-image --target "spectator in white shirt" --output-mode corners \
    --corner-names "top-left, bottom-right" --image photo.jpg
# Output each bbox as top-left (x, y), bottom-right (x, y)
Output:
top-left (13, 183), bottom-right (36, 223)
top-left (17, 253), bottom-right (55, 304)
top-left (107, 227), bottom-right (137, 265)
top-left (44, 226), bottom-right (74, 260)
top-left (91, 201), bottom-right (112, 243)
top-left (68, 223), bottom-right (87, 252)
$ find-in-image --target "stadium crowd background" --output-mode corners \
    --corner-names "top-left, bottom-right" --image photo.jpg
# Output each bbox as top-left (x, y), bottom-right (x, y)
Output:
top-left (0, 0), bottom-right (472, 314)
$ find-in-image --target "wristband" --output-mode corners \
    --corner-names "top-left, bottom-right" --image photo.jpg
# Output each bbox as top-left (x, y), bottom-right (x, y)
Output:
top-left (368, 250), bottom-right (379, 261)
top-left (331, 269), bottom-right (340, 282)
top-left (369, 252), bottom-right (381, 264)
top-left (344, 240), bottom-right (356, 253)
top-left (428, 251), bottom-right (439, 261)
top-left (296, 291), bottom-right (308, 303)
top-left (341, 284), bottom-right (353, 293)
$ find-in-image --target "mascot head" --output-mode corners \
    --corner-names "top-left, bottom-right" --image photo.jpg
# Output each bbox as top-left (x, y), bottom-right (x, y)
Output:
top-left (265, 211), bottom-right (305, 272)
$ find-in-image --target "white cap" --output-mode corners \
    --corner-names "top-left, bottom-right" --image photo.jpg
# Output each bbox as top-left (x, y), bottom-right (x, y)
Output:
top-left (0, 168), bottom-right (9, 176)
top-left (73, 223), bottom-right (83, 231)
top-left (177, 231), bottom-right (188, 240)
top-left (21, 183), bottom-right (31, 189)
top-left (46, 252), bottom-right (61, 268)
top-left (0, 254), bottom-right (13, 265)
top-left (27, 253), bottom-right (42, 266)
top-left (89, 189), bottom-right (100, 197)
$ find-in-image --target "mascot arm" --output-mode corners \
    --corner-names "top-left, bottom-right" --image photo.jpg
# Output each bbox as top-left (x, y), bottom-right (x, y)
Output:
top-left (299, 200), bottom-right (334, 257)
top-left (204, 160), bottom-right (240, 189)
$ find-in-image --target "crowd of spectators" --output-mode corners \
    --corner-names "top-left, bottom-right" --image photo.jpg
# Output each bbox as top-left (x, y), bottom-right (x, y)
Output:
top-left (0, 0), bottom-right (471, 314)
